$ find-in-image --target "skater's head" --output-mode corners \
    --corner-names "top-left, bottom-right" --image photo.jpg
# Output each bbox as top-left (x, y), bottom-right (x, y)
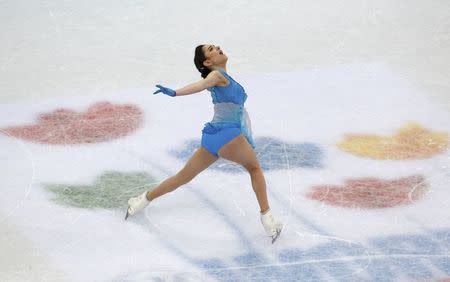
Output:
top-left (194, 44), bottom-right (228, 78)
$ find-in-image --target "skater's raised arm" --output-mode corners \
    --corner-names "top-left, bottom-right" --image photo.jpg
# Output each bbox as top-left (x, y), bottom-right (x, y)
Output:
top-left (175, 71), bottom-right (224, 96)
top-left (153, 70), bottom-right (225, 97)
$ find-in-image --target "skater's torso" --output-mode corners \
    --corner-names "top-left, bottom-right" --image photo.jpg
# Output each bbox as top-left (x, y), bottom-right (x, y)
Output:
top-left (207, 69), bottom-right (247, 105)
top-left (202, 69), bottom-right (255, 150)
top-left (206, 69), bottom-right (250, 126)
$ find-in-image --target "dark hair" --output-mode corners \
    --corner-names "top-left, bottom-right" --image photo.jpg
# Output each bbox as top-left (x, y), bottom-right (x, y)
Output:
top-left (194, 45), bottom-right (211, 79)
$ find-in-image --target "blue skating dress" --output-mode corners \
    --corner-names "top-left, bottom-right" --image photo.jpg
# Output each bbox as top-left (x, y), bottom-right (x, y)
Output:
top-left (201, 69), bottom-right (256, 157)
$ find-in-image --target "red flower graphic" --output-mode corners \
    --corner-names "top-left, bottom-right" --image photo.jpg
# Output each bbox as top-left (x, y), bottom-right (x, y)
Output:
top-left (306, 175), bottom-right (427, 209)
top-left (2, 102), bottom-right (143, 144)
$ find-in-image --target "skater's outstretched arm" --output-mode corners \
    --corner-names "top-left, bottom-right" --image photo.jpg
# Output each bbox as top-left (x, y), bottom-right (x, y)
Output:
top-left (153, 70), bottom-right (225, 97)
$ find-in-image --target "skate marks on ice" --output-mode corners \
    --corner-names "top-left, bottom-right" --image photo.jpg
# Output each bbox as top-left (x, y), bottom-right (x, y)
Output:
top-left (116, 155), bottom-right (328, 280)
top-left (337, 122), bottom-right (449, 160)
top-left (112, 228), bottom-right (450, 281)
top-left (161, 140), bottom-right (449, 280)
top-left (36, 146), bottom-right (449, 281)
top-left (113, 152), bottom-right (390, 281)
top-left (122, 145), bottom-right (328, 236)
top-left (0, 129), bottom-right (36, 224)
top-left (0, 101), bottom-right (143, 145)
top-left (170, 136), bottom-right (324, 173)
top-left (1, 64), bottom-right (449, 281)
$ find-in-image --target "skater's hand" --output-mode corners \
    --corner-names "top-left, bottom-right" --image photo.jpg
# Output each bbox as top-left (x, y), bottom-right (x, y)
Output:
top-left (153, 85), bottom-right (176, 97)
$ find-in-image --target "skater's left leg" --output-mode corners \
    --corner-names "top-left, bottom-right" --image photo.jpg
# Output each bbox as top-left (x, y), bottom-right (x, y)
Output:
top-left (126, 146), bottom-right (217, 218)
top-left (147, 146), bottom-right (218, 200)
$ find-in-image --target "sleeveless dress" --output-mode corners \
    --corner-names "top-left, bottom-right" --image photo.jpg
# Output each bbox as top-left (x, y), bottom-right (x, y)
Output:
top-left (201, 69), bottom-right (256, 157)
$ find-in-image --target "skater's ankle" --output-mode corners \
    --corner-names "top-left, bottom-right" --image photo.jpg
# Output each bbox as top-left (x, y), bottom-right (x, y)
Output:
top-left (145, 191), bottom-right (152, 201)
top-left (260, 207), bottom-right (270, 215)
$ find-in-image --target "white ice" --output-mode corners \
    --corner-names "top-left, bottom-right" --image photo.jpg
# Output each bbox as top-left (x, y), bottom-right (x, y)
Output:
top-left (1, 1), bottom-right (449, 281)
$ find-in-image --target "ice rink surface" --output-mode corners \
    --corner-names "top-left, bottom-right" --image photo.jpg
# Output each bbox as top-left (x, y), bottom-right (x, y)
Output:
top-left (1, 1), bottom-right (449, 281)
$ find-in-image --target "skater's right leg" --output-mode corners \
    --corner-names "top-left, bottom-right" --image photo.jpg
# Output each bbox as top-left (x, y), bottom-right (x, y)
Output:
top-left (147, 146), bottom-right (218, 200)
top-left (218, 134), bottom-right (269, 213)
top-left (126, 146), bottom-right (217, 218)
top-left (218, 134), bottom-right (283, 243)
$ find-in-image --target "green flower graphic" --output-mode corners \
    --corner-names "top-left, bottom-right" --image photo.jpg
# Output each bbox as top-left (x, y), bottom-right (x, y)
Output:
top-left (45, 171), bottom-right (157, 209)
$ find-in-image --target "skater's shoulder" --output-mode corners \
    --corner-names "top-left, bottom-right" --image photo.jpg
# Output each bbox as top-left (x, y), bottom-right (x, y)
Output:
top-left (205, 70), bottom-right (229, 88)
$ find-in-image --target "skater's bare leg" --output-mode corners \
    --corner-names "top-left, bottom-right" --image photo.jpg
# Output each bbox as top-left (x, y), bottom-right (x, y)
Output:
top-left (147, 147), bottom-right (218, 201)
top-left (219, 135), bottom-right (282, 242)
top-left (218, 134), bottom-right (269, 213)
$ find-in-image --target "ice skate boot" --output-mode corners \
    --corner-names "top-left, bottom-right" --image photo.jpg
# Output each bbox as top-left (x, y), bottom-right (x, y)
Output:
top-left (260, 209), bottom-right (283, 243)
top-left (125, 191), bottom-right (150, 220)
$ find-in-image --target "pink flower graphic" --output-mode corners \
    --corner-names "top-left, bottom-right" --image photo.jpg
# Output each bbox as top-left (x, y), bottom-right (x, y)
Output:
top-left (2, 101), bottom-right (143, 144)
top-left (306, 175), bottom-right (427, 209)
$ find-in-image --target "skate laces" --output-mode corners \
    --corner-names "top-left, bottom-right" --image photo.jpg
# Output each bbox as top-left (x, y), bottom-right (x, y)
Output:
top-left (266, 213), bottom-right (275, 226)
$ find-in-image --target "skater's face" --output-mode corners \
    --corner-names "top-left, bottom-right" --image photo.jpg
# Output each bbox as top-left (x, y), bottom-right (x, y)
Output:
top-left (202, 44), bottom-right (228, 68)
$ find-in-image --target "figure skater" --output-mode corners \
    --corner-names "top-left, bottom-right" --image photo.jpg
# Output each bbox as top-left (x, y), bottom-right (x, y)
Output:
top-left (126, 44), bottom-right (283, 243)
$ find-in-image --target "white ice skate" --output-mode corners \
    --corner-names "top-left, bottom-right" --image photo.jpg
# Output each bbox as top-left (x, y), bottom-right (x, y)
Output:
top-left (260, 209), bottom-right (283, 243)
top-left (125, 191), bottom-right (150, 220)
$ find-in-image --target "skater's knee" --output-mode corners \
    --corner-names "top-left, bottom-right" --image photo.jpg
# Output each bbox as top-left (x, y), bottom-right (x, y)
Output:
top-left (245, 163), bottom-right (262, 174)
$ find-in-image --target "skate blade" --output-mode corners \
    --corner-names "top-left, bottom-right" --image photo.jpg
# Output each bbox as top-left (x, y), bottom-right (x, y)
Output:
top-left (125, 207), bottom-right (131, 220)
top-left (271, 228), bottom-right (282, 244)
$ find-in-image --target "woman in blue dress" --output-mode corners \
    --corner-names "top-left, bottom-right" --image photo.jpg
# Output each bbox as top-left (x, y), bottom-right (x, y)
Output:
top-left (126, 44), bottom-right (282, 243)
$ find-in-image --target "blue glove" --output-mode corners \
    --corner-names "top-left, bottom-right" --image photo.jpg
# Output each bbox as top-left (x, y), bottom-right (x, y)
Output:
top-left (153, 84), bottom-right (176, 97)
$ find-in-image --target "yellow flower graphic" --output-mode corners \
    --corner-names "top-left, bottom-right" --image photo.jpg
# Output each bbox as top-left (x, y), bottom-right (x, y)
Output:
top-left (337, 123), bottom-right (448, 160)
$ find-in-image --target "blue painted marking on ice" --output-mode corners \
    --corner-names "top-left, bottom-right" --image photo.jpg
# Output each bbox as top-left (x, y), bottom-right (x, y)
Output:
top-left (431, 229), bottom-right (450, 252)
top-left (112, 228), bottom-right (450, 281)
top-left (232, 266), bottom-right (283, 282)
top-left (398, 258), bottom-right (433, 279)
top-left (192, 258), bottom-right (242, 281)
top-left (357, 256), bottom-right (434, 282)
top-left (364, 258), bottom-right (398, 282)
top-left (277, 241), bottom-right (367, 281)
top-left (282, 264), bottom-right (324, 282)
top-left (433, 257), bottom-right (450, 274)
top-left (279, 241), bottom-right (368, 262)
top-left (257, 137), bottom-right (324, 170)
top-left (424, 228), bottom-right (450, 275)
top-left (316, 261), bottom-right (361, 282)
top-left (365, 230), bottom-right (450, 281)
top-left (370, 233), bottom-right (443, 255)
top-left (170, 137), bottom-right (324, 173)
top-left (234, 252), bottom-right (266, 265)
top-left (231, 254), bottom-right (281, 282)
